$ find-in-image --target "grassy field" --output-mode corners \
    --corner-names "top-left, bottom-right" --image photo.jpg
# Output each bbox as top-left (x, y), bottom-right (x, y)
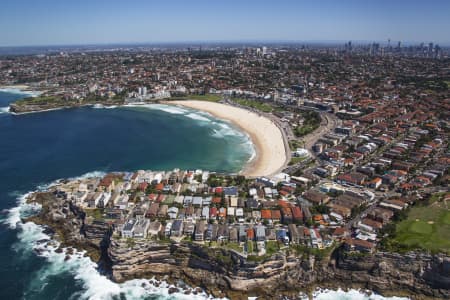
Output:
top-left (294, 124), bottom-right (317, 137)
top-left (232, 98), bottom-right (273, 112)
top-left (246, 241), bottom-right (254, 254)
top-left (85, 208), bottom-right (104, 220)
top-left (289, 156), bottom-right (306, 165)
top-left (15, 96), bottom-right (63, 106)
top-left (265, 240), bottom-right (280, 255)
top-left (224, 242), bottom-right (243, 253)
top-left (389, 196), bottom-right (450, 254)
top-left (169, 94), bottom-right (222, 102)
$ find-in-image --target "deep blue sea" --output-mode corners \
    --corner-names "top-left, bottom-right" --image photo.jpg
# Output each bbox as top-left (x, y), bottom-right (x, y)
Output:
top-left (0, 90), bottom-right (408, 300)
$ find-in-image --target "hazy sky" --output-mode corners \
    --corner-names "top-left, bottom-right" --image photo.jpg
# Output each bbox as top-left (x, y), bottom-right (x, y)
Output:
top-left (1, 0), bottom-right (449, 46)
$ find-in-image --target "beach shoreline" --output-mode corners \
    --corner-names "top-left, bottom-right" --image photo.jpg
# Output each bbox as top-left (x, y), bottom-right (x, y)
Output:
top-left (0, 84), bottom-right (42, 97)
top-left (167, 100), bottom-right (288, 177)
top-left (0, 84), bottom-right (32, 90)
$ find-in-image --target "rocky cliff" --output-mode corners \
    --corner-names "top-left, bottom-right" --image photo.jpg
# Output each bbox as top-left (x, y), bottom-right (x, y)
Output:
top-left (25, 192), bottom-right (450, 299)
top-left (25, 191), bottom-right (111, 263)
top-left (107, 239), bottom-right (450, 299)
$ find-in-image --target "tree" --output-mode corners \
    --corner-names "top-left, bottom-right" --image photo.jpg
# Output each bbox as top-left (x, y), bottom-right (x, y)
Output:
top-left (295, 185), bottom-right (305, 194)
top-left (235, 175), bottom-right (246, 186)
top-left (314, 204), bottom-right (330, 214)
top-left (305, 219), bottom-right (313, 227)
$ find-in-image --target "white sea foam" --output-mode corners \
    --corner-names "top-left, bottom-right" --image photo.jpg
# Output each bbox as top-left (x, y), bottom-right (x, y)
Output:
top-left (185, 112), bottom-right (211, 122)
top-left (124, 103), bottom-right (194, 116)
top-left (313, 288), bottom-right (409, 300)
top-left (0, 106), bottom-right (10, 113)
top-left (209, 121), bottom-right (256, 165)
top-left (4, 176), bottom-right (224, 300)
top-left (210, 122), bottom-right (243, 138)
top-left (148, 104), bottom-right (188, 115)
top-left (92, 104), bottom-right (118, 109)
top-left (17, 220), bottom-right (222, 299)
top-left (69, 170), bottom-right (107, 181)
top-left (4, 192), bottom-right (38, 229)
top-left (123, 103), bottom-right (155, 110)
top-left (124, 104), bottom-right (255, 159)
top-left (245, 142), bottom-right (257, 163)
top-left (17, 219), bottom-right (214, 300)
top-left (4, 175), bottom-right (410, 300)
top-left (93, 103), bottom-right (253, 148)
top-left (4, 171), bottom-right (105, 230)
top-left (0, 88), bottom-right (41, 97)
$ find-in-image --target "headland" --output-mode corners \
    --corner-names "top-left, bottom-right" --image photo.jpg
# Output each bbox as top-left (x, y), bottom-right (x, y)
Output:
top-left (21, 172), bottom-right (450, 300)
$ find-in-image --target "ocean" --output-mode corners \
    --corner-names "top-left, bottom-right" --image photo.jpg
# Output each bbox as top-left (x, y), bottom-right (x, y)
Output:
top-left (0, 90), bottom-right (408, 300)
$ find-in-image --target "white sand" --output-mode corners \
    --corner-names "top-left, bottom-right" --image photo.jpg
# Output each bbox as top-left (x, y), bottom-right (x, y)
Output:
top-left (0, 84), bottom-right (31, 90)
top-left (169, 100), bottom-right (288, 177)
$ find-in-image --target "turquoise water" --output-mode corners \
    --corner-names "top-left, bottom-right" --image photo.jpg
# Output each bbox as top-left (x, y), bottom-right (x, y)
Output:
top-left (0, 91), bottom-right (253, 299)
top-left (0, 90), bottom-right (407, 300)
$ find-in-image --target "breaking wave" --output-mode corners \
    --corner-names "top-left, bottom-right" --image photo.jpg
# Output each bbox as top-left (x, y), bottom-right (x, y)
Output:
top-left (3, 172), bottom-right (409, 300)
top-left (210, 122), bottom-right (244, 138)
top-left (122, 103), bottom-right (256, 163)
top-left (209, 122), bottom-right (255, 163)
top-left (0, 88), bottom-right (41, 97)
top-left (312, 288), bottom-right (409, 300)
top-left (69, 170), bottom-right (107, 180)
top-left (4, 174), bottom-right (222, 300)
top-left (4, 171), bottom-right (106, 230)
top-left (185, 112), bottom-right (211, 122)
top-left (125, 103), bottom-right (189, 115)
top-left (0, 106), bottom-right (10, 114)
top-left (92, 104), bottom-right (118, 109)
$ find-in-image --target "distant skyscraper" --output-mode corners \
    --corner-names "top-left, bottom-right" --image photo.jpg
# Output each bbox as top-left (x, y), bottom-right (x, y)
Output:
top-left (345, 41), bottom-right (352, 53)
top-left (262, 46), bottom-right (267, 55)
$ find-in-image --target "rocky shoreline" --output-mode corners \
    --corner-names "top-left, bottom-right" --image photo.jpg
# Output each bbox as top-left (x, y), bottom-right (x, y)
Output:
top-left (21, 190), bottom-right (450, 300)
top-left (9, 99), bottom-right (125, 114)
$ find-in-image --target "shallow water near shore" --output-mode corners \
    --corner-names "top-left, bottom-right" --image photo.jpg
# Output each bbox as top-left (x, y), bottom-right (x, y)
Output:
top-left (0, 91), bottom-right (408, 299)
top-left (0, 91), bottom-right (253, 299)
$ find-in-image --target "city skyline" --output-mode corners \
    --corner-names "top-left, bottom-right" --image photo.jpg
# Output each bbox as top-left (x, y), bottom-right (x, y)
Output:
top-left (1, 0), bottom-right (450, 47)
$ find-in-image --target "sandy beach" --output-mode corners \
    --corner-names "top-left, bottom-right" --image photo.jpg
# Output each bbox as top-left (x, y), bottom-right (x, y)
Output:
top-left (169, 100), bottom-right (288, 177)
top-left (0, 84), bottom-right (31, 90)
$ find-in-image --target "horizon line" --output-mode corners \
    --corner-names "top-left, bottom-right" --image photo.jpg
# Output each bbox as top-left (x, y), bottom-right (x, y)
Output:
top-left (1, 38), bottom-right (450, 49)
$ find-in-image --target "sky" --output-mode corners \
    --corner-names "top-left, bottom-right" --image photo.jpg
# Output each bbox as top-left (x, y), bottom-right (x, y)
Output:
top-left (0, 0), bottom-right (449, 47)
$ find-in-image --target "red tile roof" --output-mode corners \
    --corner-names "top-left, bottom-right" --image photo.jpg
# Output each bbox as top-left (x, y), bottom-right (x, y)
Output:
top-left (261, 209), bottom-right (271, 219)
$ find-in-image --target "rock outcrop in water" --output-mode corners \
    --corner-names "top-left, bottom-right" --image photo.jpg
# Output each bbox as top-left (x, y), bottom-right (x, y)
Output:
top-left (25, 191), bottom-right (450, 300)
top-left (25, 191), bottom-right (111, 263)
top-left (9, 98), bottom-right (124, 114)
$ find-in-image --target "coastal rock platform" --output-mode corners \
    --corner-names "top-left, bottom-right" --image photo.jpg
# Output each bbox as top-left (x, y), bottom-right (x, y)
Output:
top-left (24, 191), bottom-right (450, 300)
